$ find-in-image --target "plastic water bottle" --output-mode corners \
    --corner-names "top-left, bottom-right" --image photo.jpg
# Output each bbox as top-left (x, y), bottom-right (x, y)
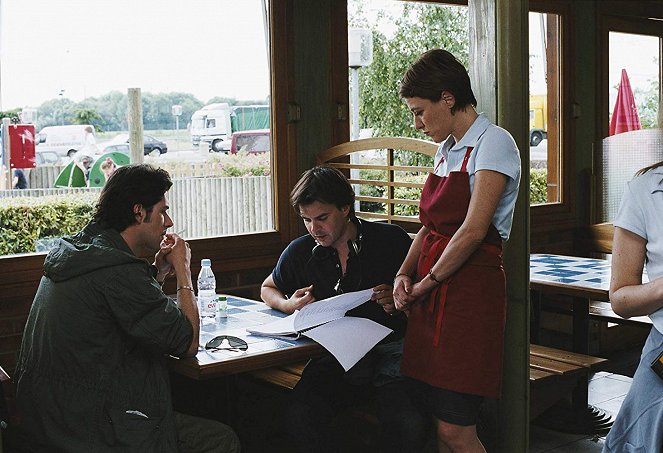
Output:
top-left (197, 259), bottom-right (217, 319)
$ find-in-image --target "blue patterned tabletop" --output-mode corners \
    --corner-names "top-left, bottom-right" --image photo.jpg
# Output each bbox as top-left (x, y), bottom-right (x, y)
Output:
top-left (530, 254), bottom-right (612, 291)
top-left (191, 295), bottom-right (316, 367)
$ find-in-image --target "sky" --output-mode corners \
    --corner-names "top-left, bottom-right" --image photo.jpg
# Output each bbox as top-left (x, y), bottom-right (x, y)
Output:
top-left (0, 0), bottom-right (271, 111)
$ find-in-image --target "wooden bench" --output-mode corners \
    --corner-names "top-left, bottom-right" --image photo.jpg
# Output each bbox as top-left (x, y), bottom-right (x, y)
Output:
top-left (250, 345), bottom-right (606, 422)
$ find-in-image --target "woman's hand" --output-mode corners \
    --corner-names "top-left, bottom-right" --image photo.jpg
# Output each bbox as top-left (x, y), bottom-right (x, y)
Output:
top-left (394, 275), bottom-right (438, 311)
top-left (393, 274), bottom-right (415, 310)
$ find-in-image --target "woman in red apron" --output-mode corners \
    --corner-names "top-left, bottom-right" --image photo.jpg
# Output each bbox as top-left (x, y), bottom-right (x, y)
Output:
top-left (393, 49), bottom-right (520, 452)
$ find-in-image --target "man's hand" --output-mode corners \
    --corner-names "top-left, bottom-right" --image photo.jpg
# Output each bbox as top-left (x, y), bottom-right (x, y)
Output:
top-left (157, 233), bottom-right (190, 278)
top-left (285, 285), bottom-right (315, 313)
top-left (154, 233), bottom-right (177, 281)
top-left (372, 283), bottom-right (397, 315)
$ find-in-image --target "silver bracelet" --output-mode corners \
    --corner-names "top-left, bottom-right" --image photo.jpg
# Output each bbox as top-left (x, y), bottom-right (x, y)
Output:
top-left (177, 285), bottom-right (195, 293)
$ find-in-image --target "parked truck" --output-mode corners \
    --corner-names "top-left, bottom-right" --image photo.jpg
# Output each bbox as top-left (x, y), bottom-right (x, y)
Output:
top-left (190, 103), bottom-right (269, 152)
top-left (529, 94), bottom-right (547, 147)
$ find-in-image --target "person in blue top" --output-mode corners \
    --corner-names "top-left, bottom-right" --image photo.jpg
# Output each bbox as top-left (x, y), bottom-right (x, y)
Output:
top-left (603, 159), bottom-right (663, 452)
top-left (394, 49), bottom-right (520, 452)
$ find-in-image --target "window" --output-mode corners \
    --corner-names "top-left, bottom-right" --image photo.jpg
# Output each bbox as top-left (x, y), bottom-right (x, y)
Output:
top-left (599, 19), bottom-right (662, 222)
top-left (347, 1), bottom-right (468, 219)
top-left (529, 10), bottom-right (563, 206)
top-left (0, 0), bottom-right (278, 257)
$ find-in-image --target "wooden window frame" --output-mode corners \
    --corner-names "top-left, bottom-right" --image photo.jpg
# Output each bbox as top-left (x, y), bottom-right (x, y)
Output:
top-left (0, 1), bottom-right (300, 286)
top-left (529, 0), bottom-right (576, 234)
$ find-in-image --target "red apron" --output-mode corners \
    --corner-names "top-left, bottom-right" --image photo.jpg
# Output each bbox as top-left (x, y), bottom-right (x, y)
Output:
top-left (401, 147), bottom-right (507, 398)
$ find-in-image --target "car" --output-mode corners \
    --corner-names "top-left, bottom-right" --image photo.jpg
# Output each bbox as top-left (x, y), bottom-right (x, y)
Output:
top-left (35, 150), bottom-right (61, 165)
top-left (101, 144), bottom-right (130, 155)
top-left (106, 134), bottom-right (168, 156)
top-left (230, 129), bottom-right (270, 154)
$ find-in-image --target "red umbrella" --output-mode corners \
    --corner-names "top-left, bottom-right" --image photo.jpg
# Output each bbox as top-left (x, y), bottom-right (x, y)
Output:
top-left (609, 68), bottom-right (641, 136)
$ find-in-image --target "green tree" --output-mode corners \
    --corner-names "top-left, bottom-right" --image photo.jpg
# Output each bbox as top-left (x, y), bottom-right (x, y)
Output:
top-left (0, 109), bottom-right (21, 123)
top-left (350, 2), bottom-right (469, 166)
top-left (72, 108), bottom-right (103, 132)
top-left (635, 77), bottom-right (660, 129)
top-left (207, 96), bottom-right (269, 106)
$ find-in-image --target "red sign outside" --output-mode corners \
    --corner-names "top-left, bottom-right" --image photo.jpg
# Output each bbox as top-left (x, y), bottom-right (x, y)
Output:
top-left (8, 124), bottom-right (36, 169)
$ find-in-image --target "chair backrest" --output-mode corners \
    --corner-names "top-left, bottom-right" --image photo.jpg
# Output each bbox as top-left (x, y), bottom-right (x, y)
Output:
top-left (574, 222), bottom-right (615, 256)
top-left (318, 137), bottom-right (437, 233)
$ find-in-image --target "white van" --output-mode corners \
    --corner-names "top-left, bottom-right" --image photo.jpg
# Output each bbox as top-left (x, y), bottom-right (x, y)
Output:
top-left (36, 125), bottom-right (94, 158)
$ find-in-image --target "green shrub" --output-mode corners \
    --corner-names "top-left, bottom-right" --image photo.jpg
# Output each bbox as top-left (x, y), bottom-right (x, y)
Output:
top-left (0, 194), bottom-right (97, 255)
top-left (530, 168), bottom-right (548, 205)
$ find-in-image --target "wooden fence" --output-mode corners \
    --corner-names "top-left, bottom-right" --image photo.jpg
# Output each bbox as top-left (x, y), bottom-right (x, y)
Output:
top-left (0, 176), bottom-right (273, 239)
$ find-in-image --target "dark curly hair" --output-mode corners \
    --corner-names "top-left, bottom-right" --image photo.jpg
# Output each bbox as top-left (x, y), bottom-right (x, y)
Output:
top-left (93, 164), bottom-right (172, 232)
top-left (290, 166), bottom-right (355, 215)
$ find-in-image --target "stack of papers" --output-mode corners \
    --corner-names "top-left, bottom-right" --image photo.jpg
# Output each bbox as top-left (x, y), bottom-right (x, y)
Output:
top-left (247, 288), bottom-right (392, 371)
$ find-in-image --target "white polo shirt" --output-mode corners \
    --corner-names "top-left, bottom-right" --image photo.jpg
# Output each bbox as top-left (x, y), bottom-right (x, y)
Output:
top-left (615, 167), bottom-right (663, 330)
top-left (433, 113), bottom-right (521, 240)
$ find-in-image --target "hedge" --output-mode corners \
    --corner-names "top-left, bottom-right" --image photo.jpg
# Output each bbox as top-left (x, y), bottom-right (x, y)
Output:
top-left (530, 168), bottom-right (548, 205)
top-left (0, 194), bottom-right (97, 255)
top-left (0, 166), bottom-right (550, 256)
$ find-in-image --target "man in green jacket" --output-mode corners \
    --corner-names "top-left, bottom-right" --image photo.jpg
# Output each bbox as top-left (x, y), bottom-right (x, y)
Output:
top-left (15, 164), bottom-right (239, 452)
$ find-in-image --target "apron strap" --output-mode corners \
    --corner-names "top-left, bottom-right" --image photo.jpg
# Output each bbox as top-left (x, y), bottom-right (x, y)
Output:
top-left (460, 147), bottom-right (473, 172)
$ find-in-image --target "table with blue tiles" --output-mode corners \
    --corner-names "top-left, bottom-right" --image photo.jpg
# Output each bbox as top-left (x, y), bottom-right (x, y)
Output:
top-left (530, 254), bottom-right (612, 354)
top-left (169, 295), bottom-right (325, 380)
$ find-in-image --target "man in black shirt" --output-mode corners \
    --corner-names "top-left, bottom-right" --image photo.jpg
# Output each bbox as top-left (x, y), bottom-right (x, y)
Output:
top-left (261, 166), bottom-right (428, 452)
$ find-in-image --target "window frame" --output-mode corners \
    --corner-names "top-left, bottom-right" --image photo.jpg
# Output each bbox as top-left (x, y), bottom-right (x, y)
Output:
top-left (0, 1), bottom-right (300, 277)
top-left (528, 0), bottom-right (576, 233)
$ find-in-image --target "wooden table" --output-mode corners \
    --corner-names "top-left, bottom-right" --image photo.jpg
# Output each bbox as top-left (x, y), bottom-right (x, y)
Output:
top-left (168, 295), bottom-right (325, 380)
top-left (530, 254), bottom-right (612, 354)
top-left (530, 254), bottom-right (625, 434)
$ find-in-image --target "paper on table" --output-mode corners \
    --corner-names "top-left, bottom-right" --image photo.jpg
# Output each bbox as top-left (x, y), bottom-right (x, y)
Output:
top-left (303, 316), bottom-right (392, 371)
top-left (246, 311), bottom-right (301, 339)
top-left (293, 288), bottom-right (374, 331)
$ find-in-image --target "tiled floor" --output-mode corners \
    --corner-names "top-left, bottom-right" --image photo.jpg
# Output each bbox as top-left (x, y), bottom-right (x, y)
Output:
top-left (529, 371), bottom-right (632, 452)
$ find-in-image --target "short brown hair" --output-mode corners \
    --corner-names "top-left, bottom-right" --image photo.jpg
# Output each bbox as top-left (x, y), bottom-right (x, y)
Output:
top-left (290, 166), bottom-right (355, 215)
top-left (400, 49), bottom-right (477, 113)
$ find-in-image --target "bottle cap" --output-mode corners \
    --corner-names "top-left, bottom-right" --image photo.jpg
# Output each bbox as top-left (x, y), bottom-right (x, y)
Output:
top-left (201, 258), bottom-right (211, 267)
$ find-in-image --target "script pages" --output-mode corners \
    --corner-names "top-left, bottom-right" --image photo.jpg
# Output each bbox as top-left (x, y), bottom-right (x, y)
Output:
top-left (247, 288), bottom-right (392, 370)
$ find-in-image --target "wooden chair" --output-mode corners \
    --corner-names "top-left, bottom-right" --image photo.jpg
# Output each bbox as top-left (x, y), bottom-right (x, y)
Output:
top-left (317, 137), bottom-right (438, 233)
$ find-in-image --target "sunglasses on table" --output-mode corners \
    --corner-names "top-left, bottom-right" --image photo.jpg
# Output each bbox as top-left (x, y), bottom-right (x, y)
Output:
top-left (205, 335), bottom-right (249, 352)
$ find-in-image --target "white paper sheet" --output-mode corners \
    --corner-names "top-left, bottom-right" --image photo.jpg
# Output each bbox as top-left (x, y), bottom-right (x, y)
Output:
top-left (246, 311), bottom-right (300, 338)
top-left (303, 317), bottom-right (392, 371)
top-left (245, 288), bottom-right (376, 344)
top-left (293, 288), bottom-right (374, 331)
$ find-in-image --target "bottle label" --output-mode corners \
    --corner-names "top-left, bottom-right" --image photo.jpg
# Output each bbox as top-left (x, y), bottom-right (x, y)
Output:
top-left (198, 290), bottom-right (217, 318)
